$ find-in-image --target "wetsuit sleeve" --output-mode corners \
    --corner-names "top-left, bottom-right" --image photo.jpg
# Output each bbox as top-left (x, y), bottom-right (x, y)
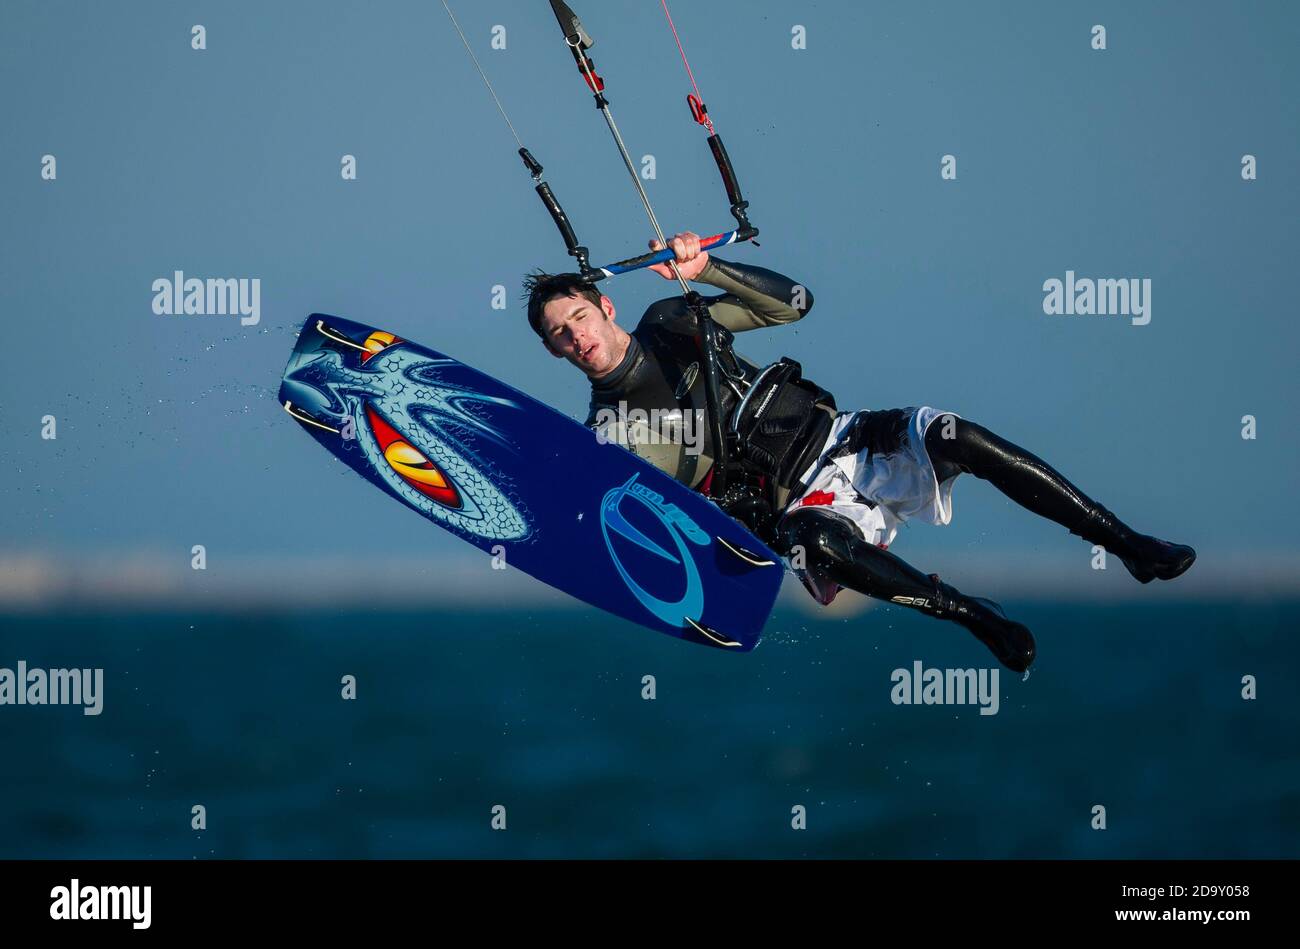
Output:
top-left (694, 257), bottom-right (814, 332)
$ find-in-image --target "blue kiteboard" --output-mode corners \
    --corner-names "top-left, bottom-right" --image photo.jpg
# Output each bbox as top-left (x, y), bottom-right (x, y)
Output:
top-left (279, 314), bottom-right (783, 650)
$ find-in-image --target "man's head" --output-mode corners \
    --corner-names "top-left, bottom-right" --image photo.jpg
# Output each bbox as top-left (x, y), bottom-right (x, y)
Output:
top-left (524, 271), bottom-right (630, 378)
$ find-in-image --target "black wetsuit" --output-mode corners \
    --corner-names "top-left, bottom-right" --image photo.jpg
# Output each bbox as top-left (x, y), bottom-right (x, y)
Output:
top-left (584, 257), bottom-right (834, 509)
top-left (584, 260), bottom-right (1196, 672)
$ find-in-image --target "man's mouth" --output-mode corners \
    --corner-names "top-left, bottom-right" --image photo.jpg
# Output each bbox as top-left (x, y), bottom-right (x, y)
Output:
top-left (580, 343), bottom-right (598, 362)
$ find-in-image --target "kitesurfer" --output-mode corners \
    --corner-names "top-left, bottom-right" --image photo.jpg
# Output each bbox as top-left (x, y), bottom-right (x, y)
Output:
top-left (525, 233), bottom-right (1196, 672)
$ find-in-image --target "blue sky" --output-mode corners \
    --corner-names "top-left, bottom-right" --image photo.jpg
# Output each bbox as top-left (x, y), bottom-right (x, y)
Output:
top-left (2, 0), bottom-right (1297, 601)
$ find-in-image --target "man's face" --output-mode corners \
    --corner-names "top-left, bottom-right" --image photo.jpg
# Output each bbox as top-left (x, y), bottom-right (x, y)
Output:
top-left (538, 291), bottom-right (624, 377)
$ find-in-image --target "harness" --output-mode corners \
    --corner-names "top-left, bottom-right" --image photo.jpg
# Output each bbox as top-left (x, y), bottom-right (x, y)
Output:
top-left (710, 346), bottom-right (837, 541)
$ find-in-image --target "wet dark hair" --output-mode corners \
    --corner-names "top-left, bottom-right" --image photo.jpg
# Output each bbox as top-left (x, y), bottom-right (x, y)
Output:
top-left (523, 271), bottom-right (602, 351)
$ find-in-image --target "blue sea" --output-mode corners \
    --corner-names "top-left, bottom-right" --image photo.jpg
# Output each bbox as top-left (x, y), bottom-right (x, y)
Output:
top-left (0, 600), bottom-right (1295, 859)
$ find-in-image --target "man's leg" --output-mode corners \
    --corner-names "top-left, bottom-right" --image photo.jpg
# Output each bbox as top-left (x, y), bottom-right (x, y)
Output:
top-left (775, 506), bottom-right (1037, 672)
top-left (923, 417), bottom-right (1195, 583)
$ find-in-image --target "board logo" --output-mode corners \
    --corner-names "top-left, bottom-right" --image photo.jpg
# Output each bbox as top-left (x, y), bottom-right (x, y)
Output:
top-left (599, 473), bottom-right (708, 627)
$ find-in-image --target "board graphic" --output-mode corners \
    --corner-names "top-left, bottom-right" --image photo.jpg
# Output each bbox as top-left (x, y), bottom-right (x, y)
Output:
top-left (279, 314), bottom-right (783, 650)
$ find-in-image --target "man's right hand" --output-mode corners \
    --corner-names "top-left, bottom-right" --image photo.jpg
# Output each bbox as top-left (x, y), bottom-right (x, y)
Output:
top-left (648, 231), bottom-right (711, 281)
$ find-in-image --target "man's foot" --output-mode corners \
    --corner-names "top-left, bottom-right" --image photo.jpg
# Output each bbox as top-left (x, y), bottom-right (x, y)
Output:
top-left (924, 577), bottom-right (1037, 673)
top-left (1074, 508), bottom-right (1196, 584)
top-left (1117, 535), bottom-right (1197, 584)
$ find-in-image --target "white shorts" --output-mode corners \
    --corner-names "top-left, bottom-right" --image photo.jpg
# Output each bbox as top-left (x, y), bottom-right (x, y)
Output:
top-left (778, 406), bottom-right (960, 604)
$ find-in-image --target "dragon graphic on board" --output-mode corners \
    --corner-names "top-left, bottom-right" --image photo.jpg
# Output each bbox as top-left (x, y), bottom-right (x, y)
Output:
top-left (283, 326), bottom-right (531, 543)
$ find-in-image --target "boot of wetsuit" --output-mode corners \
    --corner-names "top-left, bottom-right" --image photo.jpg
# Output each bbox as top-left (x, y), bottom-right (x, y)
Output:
top-left (774, 507), bottom-right (1036, 672)
top-left (924, 418), bottom-right (1196, 584)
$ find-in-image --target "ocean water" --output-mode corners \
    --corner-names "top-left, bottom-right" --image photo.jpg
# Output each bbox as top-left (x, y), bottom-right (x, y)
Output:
top-left (0, 600), bottom-right (1295, 859)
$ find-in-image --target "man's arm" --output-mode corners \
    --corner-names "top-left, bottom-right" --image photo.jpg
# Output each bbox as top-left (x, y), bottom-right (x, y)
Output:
top-left (694, 257), bottom-right (814, 332)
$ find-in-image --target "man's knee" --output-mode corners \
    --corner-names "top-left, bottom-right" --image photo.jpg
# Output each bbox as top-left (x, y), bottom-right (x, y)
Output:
top-left (774, 507), bottom-right (861, 565)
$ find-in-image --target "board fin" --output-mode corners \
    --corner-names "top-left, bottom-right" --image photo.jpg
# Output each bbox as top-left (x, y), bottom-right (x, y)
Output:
top-left (314, 319), bottom-right (369, 352)
top-left (684, 616), bottom-right (742, 648)
top-left (717, 536), bottom-right (777, 567)
top-left (283, 400), bottom-right (342, 435)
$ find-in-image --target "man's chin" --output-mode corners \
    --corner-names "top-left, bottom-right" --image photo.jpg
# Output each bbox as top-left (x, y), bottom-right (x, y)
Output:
top-left (577, 356), bottom-right (610, 378)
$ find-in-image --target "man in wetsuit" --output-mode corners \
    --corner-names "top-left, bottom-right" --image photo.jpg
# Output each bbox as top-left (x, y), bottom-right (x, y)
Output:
top-left (525, 233), bottom-right (1196, 671)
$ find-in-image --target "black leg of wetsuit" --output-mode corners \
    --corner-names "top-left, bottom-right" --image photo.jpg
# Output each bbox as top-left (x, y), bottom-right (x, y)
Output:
top-left (923, 417), bottom-right (1195, 583)
top-left (774, 506), bottom-right (1036, 672)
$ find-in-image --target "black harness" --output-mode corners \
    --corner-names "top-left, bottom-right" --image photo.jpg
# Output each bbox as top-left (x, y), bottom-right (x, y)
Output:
top-left (587, 305), bottom-right (837, 545)
top-left (712, 353), bottom-right (836, 543)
